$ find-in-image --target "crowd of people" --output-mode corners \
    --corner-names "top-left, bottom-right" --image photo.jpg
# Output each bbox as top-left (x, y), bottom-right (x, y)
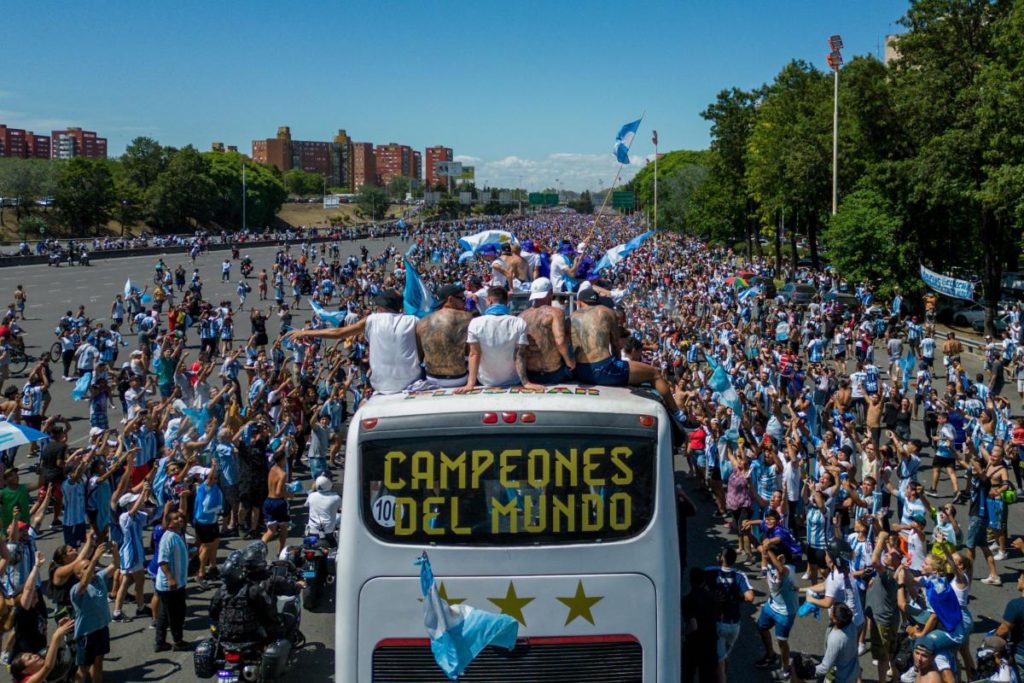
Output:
top-left (0, 209), bottom-right (1023, 682)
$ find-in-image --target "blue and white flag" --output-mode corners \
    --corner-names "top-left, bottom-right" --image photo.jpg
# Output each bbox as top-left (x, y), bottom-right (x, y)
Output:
top-left (416, 553), bottom-right (518, 680)
top-left (404, 258), bottom-right (437, 318)
top-left (738, 285), bottom-right (761, 301)
top-left (595, 230), bottom-right (655, 271)
top-left (614, 118), bottom-right (642, 164)
top-left (308, 300), bottom-right (346, 328)
top-left (705, 354), bottom-right (743, 439)
top-left (72, 372), bottom-right (93, 401)
top-left (398, 217), bottom-right (407, 229)
top-left (124, 279), bottom-right (139, 299)
top-left (457, 230), bottom-right (517, 253)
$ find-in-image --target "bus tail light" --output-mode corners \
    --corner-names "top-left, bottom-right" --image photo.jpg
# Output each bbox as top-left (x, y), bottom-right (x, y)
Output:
top-left (639, 415), bottom-right (656, 427)
top-left (520, 412), bottom-right (536, 423)
top-left (501, 412), bottom-right (517, 423)
top-left (362, 418), bottom-right (378, 430)
top-left (482, 413), bottom-right (498, 424)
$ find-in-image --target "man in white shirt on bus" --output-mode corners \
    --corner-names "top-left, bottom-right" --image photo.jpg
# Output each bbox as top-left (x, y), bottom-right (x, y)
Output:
top-left (285, 290), bottom-right (421, 395)
top-left (458, 286), bottom-right (543, 392)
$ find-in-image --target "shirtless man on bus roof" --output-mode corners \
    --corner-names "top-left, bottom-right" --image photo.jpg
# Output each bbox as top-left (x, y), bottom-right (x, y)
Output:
top-left (416, 283), bottom-right (473, 388)
top-left (570, 287), bottom-right (687, 424)
top-left (519, 277), bottom-right (575, 385)
top-left (504, 244), bottom-right (531, 286)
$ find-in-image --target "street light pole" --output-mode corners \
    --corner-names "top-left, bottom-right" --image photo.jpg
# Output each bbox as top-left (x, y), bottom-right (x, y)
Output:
top-left (828, 35), bottom-right (843, 215)
top-left (241, 163), bottom-right (247, 231)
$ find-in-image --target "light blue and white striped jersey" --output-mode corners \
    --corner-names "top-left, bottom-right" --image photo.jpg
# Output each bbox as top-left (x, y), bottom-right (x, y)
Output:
top-left (805, 502), bottom-right (831, 549)
top-left (118, 510), bottom-right (147, 570)
top-left (62, 479), bottom-right (87, 526)
top-left (133, 428), bottom-right (157, 467)
top-left (155, 529), bottom-right (188, 591)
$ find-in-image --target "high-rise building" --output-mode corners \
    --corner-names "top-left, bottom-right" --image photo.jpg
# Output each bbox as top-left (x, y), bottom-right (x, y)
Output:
top-left (0, 125), bottom-right (51, 159)
top-left (211, 142), bottom-right (226, 152)
top-left (25, 132), bottom-right (49, 159)
top-left (351, 143), bottom-right (377, 190)
top-left (331, 129), bottom-right (353, 192)
top-left (50, 127), bottom-right (107, 159)
top-left (425, 146), bottom-right (453, 189)
top-left (252, 126), bottom-right (351, 189)
top-left (412, 151), bottom-right (422, 183)
top-left (374, 143), bottom-right (414, 187)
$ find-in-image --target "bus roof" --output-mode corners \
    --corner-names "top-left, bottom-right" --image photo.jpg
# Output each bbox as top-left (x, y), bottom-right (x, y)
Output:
top-left (359, 385), bottom-right (665, 420)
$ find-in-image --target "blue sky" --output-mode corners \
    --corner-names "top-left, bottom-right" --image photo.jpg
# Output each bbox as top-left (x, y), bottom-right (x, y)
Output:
top-left (0, 1), bottom-right (906, 191)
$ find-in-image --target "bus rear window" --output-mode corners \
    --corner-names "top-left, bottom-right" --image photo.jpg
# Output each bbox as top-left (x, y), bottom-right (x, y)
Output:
top-left (360, 434), bottom-right (656, 545)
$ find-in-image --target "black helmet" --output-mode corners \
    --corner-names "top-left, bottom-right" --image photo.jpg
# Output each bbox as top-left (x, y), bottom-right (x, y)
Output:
top-left (241, 541), bottom-right (267, 573)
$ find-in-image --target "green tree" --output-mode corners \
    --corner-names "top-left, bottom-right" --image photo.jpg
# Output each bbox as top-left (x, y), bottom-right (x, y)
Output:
top-left (18, 215), bottom-right (47, 240)
top-left (121, 137), bottom-right (172, 191)
top-left (208, 152), bottom-right (287, 228)
top-left (386, 175), bottom-right (412, 199)
top-left (0, 158), bottom-right (57, 223)
top-left (55, 157), bottom-right (115, 236)
top-left (355, 184), bottom-right (389, 220)
top-left (569, 190), bottom-right (594, 215)
top-left (824, 189), bottom-right (916, 298)
top-left (146, 145), bottom-right (217, 231)
top-left (891, 0), bottom-right (1015, 334)
top-left (282, 168), bottom-right (324, 196)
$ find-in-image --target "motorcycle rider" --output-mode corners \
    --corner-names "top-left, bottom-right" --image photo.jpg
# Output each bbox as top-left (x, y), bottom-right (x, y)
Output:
top-left (209, 542), bottom-right (301, 646)
top-left (304, 476), bottom-right (341, 547)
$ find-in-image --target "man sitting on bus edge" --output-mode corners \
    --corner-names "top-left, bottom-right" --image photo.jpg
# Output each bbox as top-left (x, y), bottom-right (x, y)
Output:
top-left (416, 283), bottom-right (473, 388)
top-left (456, 286), bottom-right (543, 393)
top-left (570, 287), bottom-right (688, 425)
top-left (519, 277), bottom-right (575, 385)
top-left (284, 290), bottom-right (421, 395)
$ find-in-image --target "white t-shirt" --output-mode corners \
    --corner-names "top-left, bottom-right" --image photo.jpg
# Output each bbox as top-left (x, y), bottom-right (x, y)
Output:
top-left (364, 312), bottom-right (421, 394)
top-left (467, 315), bottom-right (528, 387)
top-left (305, 491), bottom-right (342, 535)
top-left (824, 568), bottom-right (865, 627)
top-left (550, 254), bottom-right (572, 293)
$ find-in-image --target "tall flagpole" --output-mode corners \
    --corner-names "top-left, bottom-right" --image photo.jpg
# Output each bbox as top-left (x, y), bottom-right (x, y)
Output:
top-left (588, 112), bottom-right (645, 243)
top-left (652, 129), bottom-right (658, 230)
top-left (241, 163), bottom-right (247, 231)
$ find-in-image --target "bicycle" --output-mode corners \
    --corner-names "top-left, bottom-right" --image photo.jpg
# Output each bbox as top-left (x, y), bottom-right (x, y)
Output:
top-left (8, 348), bottom-right (32, 376)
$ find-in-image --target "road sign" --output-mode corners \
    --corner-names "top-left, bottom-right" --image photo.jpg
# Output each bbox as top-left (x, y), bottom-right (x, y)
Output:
top-left (529, 193), bottom-right (559, 206)
top-left (612, 191), bottom-right (635, 209)
top-left (458, 166), bottom-right (475, 180)
top-left (435, 161), bottom-right (462, 177)
top-left (459, 192), bottom-right (473, 205)
top-left (498, 191), bottom-right (512, 205)
top-left (323, 194), bottom-right (341, 209)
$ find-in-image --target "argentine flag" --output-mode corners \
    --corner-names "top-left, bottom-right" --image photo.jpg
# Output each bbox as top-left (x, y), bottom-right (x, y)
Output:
top-left (308, 299), bottom-right (347, 327)
top-left (595, 230), bottom-right (655, 272)
top-left (614, 118), bottom-right (642, 164)
top-left (417, 553), bottom-right (518, 680)
top-left (457, 229), bottom-right (517, 253)
top-left (124, 279), bottom-right (140, 299)
top-left (403, 258), bottom-right (437, 318)
top-left (705, 354), bottom-right (743, 439)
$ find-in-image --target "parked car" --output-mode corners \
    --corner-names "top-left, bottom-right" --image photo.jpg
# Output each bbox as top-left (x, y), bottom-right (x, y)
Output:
top-left (778, 282), bottom-right (817, 305)
top-left (971, 312), bottom-right (1014, 336)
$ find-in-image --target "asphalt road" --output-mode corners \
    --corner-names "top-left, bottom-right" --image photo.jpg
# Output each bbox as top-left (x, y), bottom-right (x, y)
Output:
top-left (4, 241), bottom-right (1024, 682)
top-left (3, 238), bottom-right (405, 683)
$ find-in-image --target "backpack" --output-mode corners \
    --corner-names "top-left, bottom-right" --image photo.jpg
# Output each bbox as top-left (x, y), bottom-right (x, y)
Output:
top-left (707, 568), bottom-right (743, 623)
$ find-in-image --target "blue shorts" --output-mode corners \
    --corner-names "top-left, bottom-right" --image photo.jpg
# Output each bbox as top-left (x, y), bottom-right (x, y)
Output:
top-left (965, 516), bottom-right (987, 550)
top-left (574, 357), bottom-right (630, 387)
top-left (757, 604), bottom-right (796, 641)
top-left (263, 498), bottom-right (290, 527)
top-left (527, 364), bottom-right (574, 385)
top-left (76, 626), bottom-right (110, 665)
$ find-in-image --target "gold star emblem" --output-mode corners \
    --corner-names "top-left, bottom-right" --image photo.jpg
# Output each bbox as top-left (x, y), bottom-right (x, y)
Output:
top-left (417, 582), bottom-right (465, 605)
top-left (487, 582), bottom-right (534, 626)
top-left (557, 580), bottom-right (603, 626)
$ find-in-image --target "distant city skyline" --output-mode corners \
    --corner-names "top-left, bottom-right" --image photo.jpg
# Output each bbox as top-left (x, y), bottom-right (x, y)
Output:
top-left (0, 1), bottom-right (907, 190)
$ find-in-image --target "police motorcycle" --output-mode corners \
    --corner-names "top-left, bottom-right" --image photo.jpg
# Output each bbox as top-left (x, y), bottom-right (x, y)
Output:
top-left (240, 256), bottom-right (254, 278)
top-left (296, 513), bottom-right (339, 609)
top-left (194, 542), bottom-right (305, 683)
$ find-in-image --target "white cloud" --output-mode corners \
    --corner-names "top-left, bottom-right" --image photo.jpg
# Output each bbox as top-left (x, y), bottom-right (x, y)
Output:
top-left (453, 154), bottom-right (481, 164)
top-left (461, 151), bottom-right (649, 191)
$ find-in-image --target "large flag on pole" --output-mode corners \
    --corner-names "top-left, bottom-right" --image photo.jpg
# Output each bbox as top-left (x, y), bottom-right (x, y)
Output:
top-left (404, 258), bottom-right (437, 318)
top-left (595, 230), bottom-right (655, 272)
top-left (614, 119), bottom-right (642, 164)
top-left (457, 230), bottom-right (517, 254)
top-left (416, 553), bottom-right (518, 680)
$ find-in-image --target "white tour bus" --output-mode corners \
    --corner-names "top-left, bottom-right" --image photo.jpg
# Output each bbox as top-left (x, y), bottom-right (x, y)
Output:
top-left (335, 385), bottom-right (682, 682)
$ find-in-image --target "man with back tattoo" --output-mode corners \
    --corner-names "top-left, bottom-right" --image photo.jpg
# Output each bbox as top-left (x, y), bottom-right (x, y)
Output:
top-left (571, 287), bottom-right (688, 424)
top-left (519, 277), bottom-right (575, 384)
top-left (416, 283), bottom-right (474, 388)
top-left (504, 243), bottom-right (531, 288)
